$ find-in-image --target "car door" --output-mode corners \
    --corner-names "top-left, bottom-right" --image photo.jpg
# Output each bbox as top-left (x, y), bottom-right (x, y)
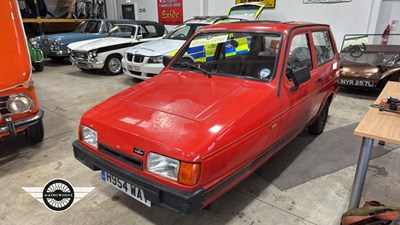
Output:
top-left (277, 29), bottom-right (320, 140)
top-left (309, 29), bottom-right (338, 115)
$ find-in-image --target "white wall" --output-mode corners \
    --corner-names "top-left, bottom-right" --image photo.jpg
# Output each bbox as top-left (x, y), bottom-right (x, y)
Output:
top-left (375, 0), bottom-right (400, 33)
top-left (205, 0), bottom-right (375, 49)
top-left (106, 0), bottom-right (202, 30)
top-left (106, 0), bottom-right (400, 49)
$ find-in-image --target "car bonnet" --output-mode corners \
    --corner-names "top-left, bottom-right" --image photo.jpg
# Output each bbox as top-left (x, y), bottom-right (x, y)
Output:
top-left (0, 0), bottom-right (31, 90)
top-left (127, 39), bottom-right (186, 57)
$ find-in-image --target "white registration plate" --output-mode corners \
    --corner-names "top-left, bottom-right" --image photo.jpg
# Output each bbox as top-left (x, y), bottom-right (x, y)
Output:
top-left (339, 79), bottom-right (374, 87)
top-left (128, 65), bottom-right (141, 71)
top-left (101, 170), bottom-right (151, 207)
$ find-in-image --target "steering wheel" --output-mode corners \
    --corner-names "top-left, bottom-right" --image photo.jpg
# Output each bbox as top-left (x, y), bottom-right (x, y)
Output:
top-left (177, 33), bottom-right (187, 39)
top-left (349, 43), bottom-right (366, 58)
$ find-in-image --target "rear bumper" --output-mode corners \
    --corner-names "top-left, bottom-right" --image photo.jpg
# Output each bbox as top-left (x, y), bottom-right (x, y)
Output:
top-left (0, 109), bottom-right (44, 136)
top-left (72, 140), bottom-right (206, 215)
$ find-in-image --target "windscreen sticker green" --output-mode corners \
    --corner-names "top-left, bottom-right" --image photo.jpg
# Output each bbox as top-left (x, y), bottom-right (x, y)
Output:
top-left (190, 34), bottom-right (229, 47)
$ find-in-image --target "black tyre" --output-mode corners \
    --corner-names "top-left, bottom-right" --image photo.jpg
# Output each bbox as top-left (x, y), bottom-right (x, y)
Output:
top-left (308, 100), bottom-right (330, 135)
top-left (104, 55), bottom-right (122, 75)
top-left (25, 119), bottom-right (44, 144)
top-left (78, 66), bottom-right (90, 72)
top-left (33, 62), bottom-right (44, 72)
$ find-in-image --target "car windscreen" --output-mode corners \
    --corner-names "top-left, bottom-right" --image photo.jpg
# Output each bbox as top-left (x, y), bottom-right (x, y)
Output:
top-left (75, 21), bottom-right (102, 33)
top-left (341, 34), bottom-right (400, 64)
top-left (164, 24), bottom-right (206, 40)
top-left (229, 5), bottom-right (260, 18)
top-left (171, 31), bottom-right (281, 81)
top-left (109, 25), bottom-right (136, 38)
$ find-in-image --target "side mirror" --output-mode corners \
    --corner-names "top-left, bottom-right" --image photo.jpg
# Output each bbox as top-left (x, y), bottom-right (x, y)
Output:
top-left (163, 55), bottom-right (173, 66)
top-left (290, 66), bottom-right (310, 92)
top-left (137, 34), bottom-right (142, 40)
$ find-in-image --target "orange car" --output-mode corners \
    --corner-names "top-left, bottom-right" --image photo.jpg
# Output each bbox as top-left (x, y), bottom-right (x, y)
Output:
top-left (0, 0), bottom-right (44, 143)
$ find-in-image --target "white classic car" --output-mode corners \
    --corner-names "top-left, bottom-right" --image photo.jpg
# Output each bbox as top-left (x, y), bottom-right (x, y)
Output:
top-left (121, 3), bottom-right (266, 80)
top-left (68, 21), bottom-right (167, 75)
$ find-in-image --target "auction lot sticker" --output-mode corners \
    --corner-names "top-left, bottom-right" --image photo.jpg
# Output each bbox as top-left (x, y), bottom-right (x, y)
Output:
top-left (23, 178), bottom-right (94, 212)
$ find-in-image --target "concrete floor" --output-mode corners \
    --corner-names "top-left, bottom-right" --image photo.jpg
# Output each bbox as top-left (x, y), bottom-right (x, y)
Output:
top-left (1, 61), bottom-right (399, 225)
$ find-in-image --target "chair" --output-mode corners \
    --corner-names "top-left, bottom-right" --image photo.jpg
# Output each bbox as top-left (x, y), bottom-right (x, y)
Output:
top-left (242, 35), bottom-right (273, 78)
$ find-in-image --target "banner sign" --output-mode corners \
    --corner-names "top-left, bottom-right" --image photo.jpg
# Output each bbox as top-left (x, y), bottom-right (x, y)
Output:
top-left (235, 0), bottom-right (276, 8)
top-left (158, 0), bottom-right (183, 25)
top-left (303, 0), bottom-right (351, 3)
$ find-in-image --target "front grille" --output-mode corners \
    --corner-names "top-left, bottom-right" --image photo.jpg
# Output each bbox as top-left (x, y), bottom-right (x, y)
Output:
top-left (0, 96), bottom-right (11, 115)
top-left (126, 53), bottom-right (133, 62)
top-left (40, 37), bottom-right (52, 54)
top-left (99, 144), bottom-right (143, 170)
top-left (134, 54), bottom-right (145, 63)
top-left (73, 51), bottom-right (88, 59)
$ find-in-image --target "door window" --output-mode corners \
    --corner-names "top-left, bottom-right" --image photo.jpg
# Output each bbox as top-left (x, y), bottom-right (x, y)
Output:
top-left (312, 31), bottom-right (334, 65)
top-left (288, 33), bottom-right (312, 71)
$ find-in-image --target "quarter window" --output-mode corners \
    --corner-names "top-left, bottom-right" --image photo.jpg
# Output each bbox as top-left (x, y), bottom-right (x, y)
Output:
top-left (312, 31), bottom-right (334, 65)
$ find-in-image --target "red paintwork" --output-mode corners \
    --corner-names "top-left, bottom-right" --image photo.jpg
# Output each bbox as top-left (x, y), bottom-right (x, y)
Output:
top-left (0, 0), bottom-right (40, 136)
top-left (0, 0), bottom-right (31, 90)
top-left (79, 21), bottom-right (339, 205)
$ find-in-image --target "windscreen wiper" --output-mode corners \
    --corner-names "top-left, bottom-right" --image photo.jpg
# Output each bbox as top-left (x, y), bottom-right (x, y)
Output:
top-left (175, 62), bottom-right (212, 78)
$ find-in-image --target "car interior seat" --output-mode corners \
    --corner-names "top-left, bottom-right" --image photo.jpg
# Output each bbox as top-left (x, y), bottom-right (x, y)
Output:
top-left (242, 35), bottom-right (275, 79)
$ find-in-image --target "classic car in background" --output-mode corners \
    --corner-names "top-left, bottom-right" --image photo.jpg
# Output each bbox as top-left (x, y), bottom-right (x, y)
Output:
top-left (227, 2), bottom-right (267, 20)
top-left (28, 39), bottom-right (44, 72)
top-left (32, 19), bottom-right (133, 62)
top-left (339, 34), bottom-right (400, 88)
top-left (1, 0), bottom-right (44, 144)
top-left (73, 21), bottom-right (339, 214)
top-left (122, 16), bottom-right (245, 80)
top-left (68, 21), bottom-right (166, 75)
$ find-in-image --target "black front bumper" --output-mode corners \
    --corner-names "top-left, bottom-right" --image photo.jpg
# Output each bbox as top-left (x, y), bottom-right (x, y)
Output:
top-left (72, 140), bottom-right (206, 215)
top-left (0, 109), bottom-right (44, 136)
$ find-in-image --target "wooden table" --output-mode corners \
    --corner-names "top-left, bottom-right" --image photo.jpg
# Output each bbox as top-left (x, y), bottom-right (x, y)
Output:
top-left (349, 81), bottom-right (400, 209)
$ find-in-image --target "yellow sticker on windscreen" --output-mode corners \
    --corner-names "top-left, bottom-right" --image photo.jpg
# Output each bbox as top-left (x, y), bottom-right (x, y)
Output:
top-left (190, 34), bottom-right (229, 47)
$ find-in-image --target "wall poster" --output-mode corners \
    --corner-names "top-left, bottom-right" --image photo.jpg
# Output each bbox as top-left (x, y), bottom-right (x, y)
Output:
top-left (157, 0), bottom-right (183, 25)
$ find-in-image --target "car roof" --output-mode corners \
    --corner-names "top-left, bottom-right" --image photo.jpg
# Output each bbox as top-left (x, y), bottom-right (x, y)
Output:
top-left (111, 20), bottom-right (166, 35)
top-left (199, 21), bottom-right (330, 33)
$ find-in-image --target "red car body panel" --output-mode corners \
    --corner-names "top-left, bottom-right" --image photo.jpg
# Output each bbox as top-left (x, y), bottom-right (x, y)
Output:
top-left (0, 0), bottom-right (31, 90)
top-left (73, 21), bottom-right (339, 214)
top-left (1, 0), bottom-right (43, 140)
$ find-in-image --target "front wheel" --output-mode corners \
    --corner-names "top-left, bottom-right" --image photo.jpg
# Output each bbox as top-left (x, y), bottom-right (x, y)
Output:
top-left (33, 62), bottom-right (44, 72)
top-left (104, 55), bottom-right (122, 75)
top-left (308, 100), bottom-right (330, 135)
top-left (25, 119), bottom-right (44, 144)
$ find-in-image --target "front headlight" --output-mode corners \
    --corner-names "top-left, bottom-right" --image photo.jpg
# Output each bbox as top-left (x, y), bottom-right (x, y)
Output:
top-left (147, 153), bottom-right (180, 181)
top-left (29, 38), bottom-right (37, 46)
top-left (88, 51), bottom-right (93, 58)
top-left (53, 40), bottom-right (60, 50)
top-left (148, 56), bottom-right (163, 63)
top-left (147, 153), bottom-right (201, 185)
top-left (6, 94), bottom-right (34, 114)
top-left (81, 125), bottom-right (98, 148)
top-left (91, 50), bottom-right (97, 57)
top-left (67, 47), bottom-right (71, 54)
top-left (383, 56), bottom-right (397, 67)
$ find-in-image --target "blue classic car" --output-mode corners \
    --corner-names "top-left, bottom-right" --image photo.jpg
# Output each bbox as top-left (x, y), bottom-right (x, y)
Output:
top-left (33, 19), bottom-right (132, 62)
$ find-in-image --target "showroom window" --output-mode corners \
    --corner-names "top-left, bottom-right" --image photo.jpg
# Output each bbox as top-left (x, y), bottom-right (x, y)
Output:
top-left (288, 33), bottom-right (312, 71)
top-left (312, 31), bottom-right (335, 66)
